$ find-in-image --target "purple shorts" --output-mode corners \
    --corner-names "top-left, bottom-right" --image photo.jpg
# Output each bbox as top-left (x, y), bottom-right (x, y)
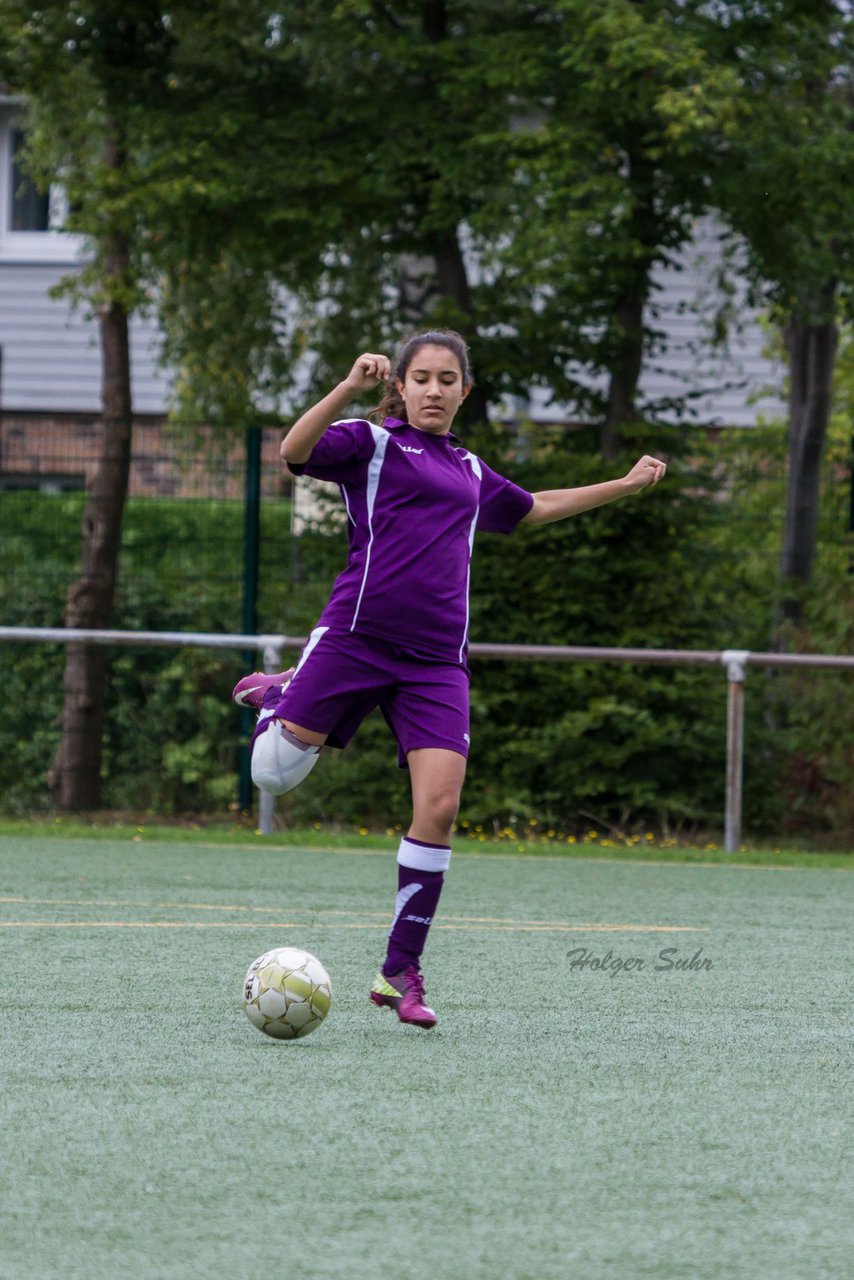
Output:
top-left (273, 626), bottom-right (471, 767)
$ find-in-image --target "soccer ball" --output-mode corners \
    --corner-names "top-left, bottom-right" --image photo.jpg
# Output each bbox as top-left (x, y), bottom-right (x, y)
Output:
top-left (242, 947), bottom-right (332, 1040)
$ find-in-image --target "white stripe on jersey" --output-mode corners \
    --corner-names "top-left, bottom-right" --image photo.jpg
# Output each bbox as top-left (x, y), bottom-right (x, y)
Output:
top-left (330, 420), bottom-right (368, 528)
top-left (290, 624), bottom-right (330, 685)
top-left (339, 483), bottom-right (355, 526)
top-left (350, 423), bottom-right (391, 631)
top-left (458, 451), bottom-right (482, 662)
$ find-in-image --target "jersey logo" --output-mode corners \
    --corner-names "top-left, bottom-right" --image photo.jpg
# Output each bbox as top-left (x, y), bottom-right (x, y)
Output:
top-left (397, 444), bottom-right (423, 454)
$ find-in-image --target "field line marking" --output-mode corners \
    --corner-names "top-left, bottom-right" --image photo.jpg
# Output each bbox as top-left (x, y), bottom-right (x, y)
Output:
top-left (0, 895), bottom-right (157, 907)
top-left (163, 905), bottom-right (703, 930)
top-left (0, 920), bottom-right (706, 933)
top-left (0, 896), bottom-right (704, 932)
top-left (0, 921), bottom-right (379, 929)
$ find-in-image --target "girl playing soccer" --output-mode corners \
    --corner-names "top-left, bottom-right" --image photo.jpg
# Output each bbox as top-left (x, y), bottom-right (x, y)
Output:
top-left (232, 329), bottom-right (665, 1029)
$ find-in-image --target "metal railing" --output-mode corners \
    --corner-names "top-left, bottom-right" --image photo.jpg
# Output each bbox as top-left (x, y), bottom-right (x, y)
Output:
top-left (2, 625), bottom-right (852, 851)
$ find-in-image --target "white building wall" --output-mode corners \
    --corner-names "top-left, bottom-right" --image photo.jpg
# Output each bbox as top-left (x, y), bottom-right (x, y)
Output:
top-left (641, 219), bottom-right (785, 426)
top-left (0, 231), bottom-right (786, 424)
top-left (0, 101), bottom-right (169, 416)
top-left (0, 263), bottom-right (170, 415)
top-left (0, 86), bottom-right (785, 429)
top-left (520, 218), bottom-right (785, 427)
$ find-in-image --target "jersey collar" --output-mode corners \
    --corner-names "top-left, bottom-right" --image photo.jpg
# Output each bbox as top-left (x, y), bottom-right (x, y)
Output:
top-left (383, 416), bottom-right (461, 443)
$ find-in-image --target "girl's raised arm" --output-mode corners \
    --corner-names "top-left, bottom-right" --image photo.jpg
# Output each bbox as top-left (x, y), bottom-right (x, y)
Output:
top-left (281, 353), bottom-right (391, 465)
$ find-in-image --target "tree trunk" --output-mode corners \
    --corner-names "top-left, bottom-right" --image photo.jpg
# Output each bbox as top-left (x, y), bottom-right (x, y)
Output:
top-left (394, 0), bottom-right (490, 426)
top-left (434, 233), bottom-right (490, 425)
top-left (601, 139), bottom-right (656, 461)
top-left (50, 230), bottom-right (134, 809)
top-left (395, 233), bottom-right (490, 425)
top-left (779, 281), bottom-right (838, 627)
top-left (602, 291), bottom-right (645, 461)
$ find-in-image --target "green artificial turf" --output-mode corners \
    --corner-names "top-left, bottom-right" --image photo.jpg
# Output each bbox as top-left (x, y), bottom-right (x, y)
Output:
top-left (0, 836), bottom-right (851, 1280)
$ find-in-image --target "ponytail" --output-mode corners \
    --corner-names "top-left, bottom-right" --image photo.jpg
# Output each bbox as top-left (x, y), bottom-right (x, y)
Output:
top-left (373, 384), bottom-right (407, 422)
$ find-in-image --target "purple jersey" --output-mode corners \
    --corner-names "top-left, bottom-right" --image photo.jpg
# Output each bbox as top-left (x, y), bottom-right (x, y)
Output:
top-left (288, 416), bottom-right (533, 663)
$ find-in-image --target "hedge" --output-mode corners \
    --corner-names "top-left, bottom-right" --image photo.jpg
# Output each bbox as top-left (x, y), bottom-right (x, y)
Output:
top-left (0, 422), bottom-right (850, 839)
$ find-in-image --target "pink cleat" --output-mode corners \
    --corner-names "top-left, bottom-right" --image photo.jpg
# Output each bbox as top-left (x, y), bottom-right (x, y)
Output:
top-left (369, 966), bottom-right (437, 1029)
top-left (231, 668), bottom-right (295, 711)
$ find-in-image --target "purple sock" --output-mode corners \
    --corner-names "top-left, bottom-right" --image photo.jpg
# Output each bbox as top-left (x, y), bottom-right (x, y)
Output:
top-left (383, 838), bottom-right (450, 976)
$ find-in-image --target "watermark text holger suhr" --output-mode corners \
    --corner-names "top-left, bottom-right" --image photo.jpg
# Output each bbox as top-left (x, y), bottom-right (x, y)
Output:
top-left (567, 947), bottom-right (713, 977)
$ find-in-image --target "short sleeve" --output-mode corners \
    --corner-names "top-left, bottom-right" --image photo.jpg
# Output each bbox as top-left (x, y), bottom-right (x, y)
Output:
top-left (476, 460), bottom-right (534, 533)
top-left (287, 419), bottom-right (377, 484)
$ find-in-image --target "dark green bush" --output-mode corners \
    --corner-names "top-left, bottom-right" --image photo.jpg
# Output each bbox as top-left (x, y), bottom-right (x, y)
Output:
top-left (0, 418), bottom-right (849, 839)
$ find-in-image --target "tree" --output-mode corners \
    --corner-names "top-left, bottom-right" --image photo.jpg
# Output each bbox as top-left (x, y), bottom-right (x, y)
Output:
top-left (0, 0), bottom-right (360, 806)
top-left (262, 1), bottom-right (551, 427)
top-left (3, 0), bottom-right (177, 807)
top-left (698, 0), bottom-right (854, 628)
top-left (281, 1), bottom-right (746, 459)
top-left (474, 0), bottom-right (744, 456)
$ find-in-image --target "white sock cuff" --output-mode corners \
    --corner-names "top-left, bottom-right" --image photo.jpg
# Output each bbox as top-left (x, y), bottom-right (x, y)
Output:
top-left (397, 837), bottom-right (452, 873)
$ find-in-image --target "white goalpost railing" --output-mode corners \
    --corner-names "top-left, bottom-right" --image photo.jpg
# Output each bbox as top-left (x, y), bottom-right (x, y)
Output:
top-left (1, 625), bottom-right (852, 851)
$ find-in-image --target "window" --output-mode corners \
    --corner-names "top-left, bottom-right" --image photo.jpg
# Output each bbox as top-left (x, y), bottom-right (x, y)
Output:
top-left (0, 107), bottom-right (84, 263)
top-left (10, 128), bottom-right (50, 232)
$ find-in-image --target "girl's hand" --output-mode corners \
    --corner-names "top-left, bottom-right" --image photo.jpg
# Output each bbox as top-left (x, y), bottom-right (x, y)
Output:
top-left (344, 352), bottom-right (391, 391)
top-left (624, 454), bottom-right (666, 494)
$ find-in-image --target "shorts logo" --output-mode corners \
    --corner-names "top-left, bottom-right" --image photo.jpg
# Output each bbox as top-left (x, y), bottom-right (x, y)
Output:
top-left (463, 733), bottom-right (470, 744)
top-left (398, 445), bottom-right (423, 454)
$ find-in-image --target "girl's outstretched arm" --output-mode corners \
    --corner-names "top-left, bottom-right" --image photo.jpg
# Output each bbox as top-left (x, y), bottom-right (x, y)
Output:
top-left (521, 455), bottom-right (666, 526)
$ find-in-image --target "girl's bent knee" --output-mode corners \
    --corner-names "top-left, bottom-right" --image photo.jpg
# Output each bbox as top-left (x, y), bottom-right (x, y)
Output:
top-left (251, 723), bottom-right (320, 795)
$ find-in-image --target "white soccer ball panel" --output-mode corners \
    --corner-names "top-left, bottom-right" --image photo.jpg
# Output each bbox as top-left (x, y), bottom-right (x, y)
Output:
top-left (303, 956), bottom-right (332, 989)
top-left (293, 1017), bottom-right (321, 1038)
top-left (244, 1001), bottom-right (266, 1030)
top-left (284, 1002), bottom-right (312, 1030)
top-left (271, 947), bottom-right (310, 973)
top-left (258, 962), bottom-right (283, 990)
top-left (261, 1018), bottom-right (297, 1040)
top-left (257, 987), bottom-right (288, 1019)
